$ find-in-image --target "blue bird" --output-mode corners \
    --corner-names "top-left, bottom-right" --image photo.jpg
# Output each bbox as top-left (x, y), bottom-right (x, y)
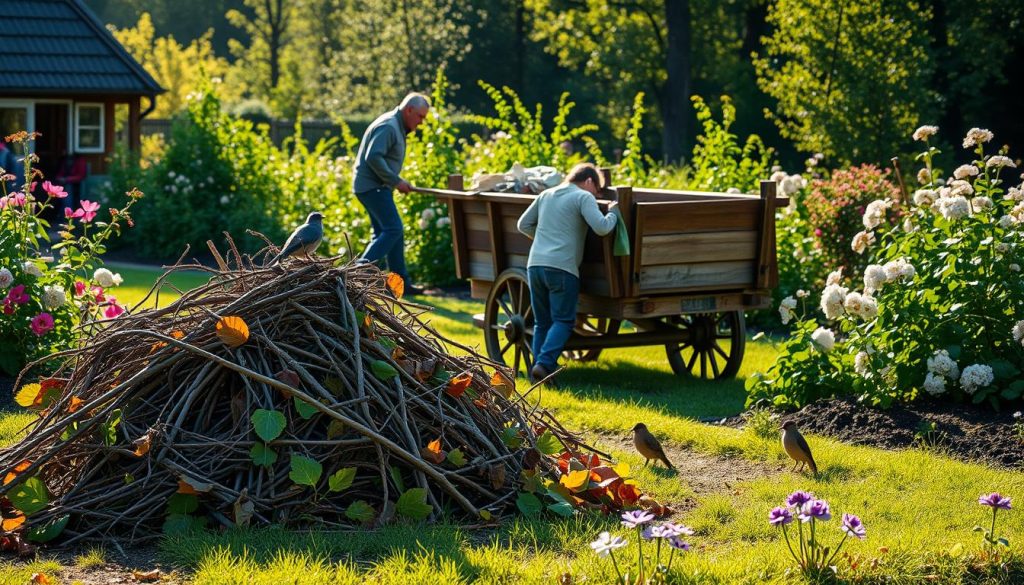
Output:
top-left (272, 212), bottom-right (323, 265)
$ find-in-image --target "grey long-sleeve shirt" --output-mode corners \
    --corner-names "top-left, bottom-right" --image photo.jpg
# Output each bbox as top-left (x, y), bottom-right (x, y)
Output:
top-left (517, 183), bottom-right (617, 277)
top-left (352, 108), bottom-right (408, 194)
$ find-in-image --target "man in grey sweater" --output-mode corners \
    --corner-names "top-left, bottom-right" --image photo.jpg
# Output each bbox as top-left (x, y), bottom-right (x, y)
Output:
top-left (517, 163), bottom-right (618, 383)
top-left (352, 93), bottom-right (430, 292)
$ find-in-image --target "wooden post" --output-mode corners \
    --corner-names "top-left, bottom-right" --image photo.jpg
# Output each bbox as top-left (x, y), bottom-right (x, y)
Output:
top-left (614, 186), bottom-right (635, 297)
top-left (446, 174), bottom-right (470, 279)
top-left (487, 201), bottom-right (505, 278)
top-left (754, 180), bottom-right (778, 289)
top-left (128, 97), bottom-right (141, 153)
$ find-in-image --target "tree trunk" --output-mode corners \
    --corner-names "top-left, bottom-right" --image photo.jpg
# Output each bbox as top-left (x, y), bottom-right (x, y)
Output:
top-left (514, 0), bottom-right (526, 94)
top-left (662, 0), bottom-right (691, 163)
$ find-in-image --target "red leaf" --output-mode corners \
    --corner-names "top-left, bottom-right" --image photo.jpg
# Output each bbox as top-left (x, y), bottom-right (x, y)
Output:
top-left (446, 373), bottom-right (473, 398)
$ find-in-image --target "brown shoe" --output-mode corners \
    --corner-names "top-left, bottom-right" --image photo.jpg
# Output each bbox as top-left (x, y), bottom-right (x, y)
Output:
top-left (530, 364), bottom-right (551, 385)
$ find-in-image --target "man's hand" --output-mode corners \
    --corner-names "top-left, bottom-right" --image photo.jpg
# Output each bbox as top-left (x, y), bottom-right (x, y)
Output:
top-left (608, 201), bottom-right (619, 213)
top-left (396, 180), bottom-right (412, 194)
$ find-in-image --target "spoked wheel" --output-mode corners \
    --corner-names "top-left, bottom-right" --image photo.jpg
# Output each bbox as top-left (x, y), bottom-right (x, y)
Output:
top-left (664, 311), bottom-right (746, 380)
top-left (562, 316), bottom-right (621, 362)
top-left (483, 268), bottom-right (534, 378)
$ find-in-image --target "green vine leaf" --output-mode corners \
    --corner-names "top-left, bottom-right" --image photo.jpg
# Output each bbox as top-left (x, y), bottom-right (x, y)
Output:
top-left (289, 454), bottom-right (323, 487)
top-left (396, 488), bottom-right (433, 520)
top-left (328, 467), bottom-right (357, 493)
top-left (251, 409), bottom-right (286, 442)
top-left (250, 443), bottom-right (278, 467)
top-left (293, 396), bottom-right (319, 420)
top-left (9, 477), bottom-right (49, 515)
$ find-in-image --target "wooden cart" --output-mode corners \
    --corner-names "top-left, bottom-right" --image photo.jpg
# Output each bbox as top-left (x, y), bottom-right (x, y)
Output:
top-left (426, 173), bottom-right (786, 380)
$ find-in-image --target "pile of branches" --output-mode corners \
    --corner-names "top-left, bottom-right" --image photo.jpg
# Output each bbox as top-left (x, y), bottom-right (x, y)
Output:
top-left (0, 241), bottom-right (603, 545)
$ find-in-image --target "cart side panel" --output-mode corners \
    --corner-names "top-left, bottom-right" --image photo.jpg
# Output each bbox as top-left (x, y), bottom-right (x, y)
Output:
top-left (633, 199), bottom-right (765, 294)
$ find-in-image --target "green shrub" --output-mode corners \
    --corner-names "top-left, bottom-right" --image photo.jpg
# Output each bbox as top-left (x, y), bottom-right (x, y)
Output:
top-left (687, 95), bottom-right (775, 194)
top-left (748, 125), bottom-right (1024, 410)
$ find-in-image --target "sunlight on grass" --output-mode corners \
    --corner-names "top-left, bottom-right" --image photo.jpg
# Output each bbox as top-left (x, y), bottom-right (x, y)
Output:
top-left (104, 261), bottom-right (210, 309)
top-left (75, 546), bottom-right (107, 569)
top-left (0, 411), bottom-right (34, 448)
top-left (0, 559), bottom-right (61, 585)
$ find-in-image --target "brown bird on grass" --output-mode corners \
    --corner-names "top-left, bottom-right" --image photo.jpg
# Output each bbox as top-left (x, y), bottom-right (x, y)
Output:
top-left (781, 420), bottom-right (818, 475)
top-left (630, 423), bottom-right (674, 469)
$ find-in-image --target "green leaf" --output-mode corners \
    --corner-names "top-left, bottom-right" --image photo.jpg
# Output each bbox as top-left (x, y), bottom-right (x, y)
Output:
top-left (166, 493), bottom-right (199, 515)
top-left (327, 419), bottom-right (347, 439)
top-left (250, 443), bottom-right (278, 467)
top-left (345, 500), bottom-right (375, 524)
top-left (500, 424), bottom-right (523, 449)
top-left (289, 454), bottom-right (323, 487)
top-left (26, 514), bottom-right (69, 543)
top-left (251, 409), bottom-right (286, 442)
top-left (323, 377), bottom-right (345, 397)
top-left (101, 409), bottom-right (123, 446)
top-left (516, 492), bottom-right (543, 517)
top-left (10, 477), bottom-right (49, 515)
top-left (446, 448), bottom-right (466, 467)
top-left (371, 360), bottom-right (399, 380)
top-left (396, 488), bottom-right (433, 520)
top-left (328, 467), bottom-right (357, 492)
top-left (535, 430), bottom-right (561, 455)
top-left (390, 465), bottom-right (406, 493)
top-left (293, 396), bottom-right (319, 420)
top-left (547, 501), bottom-right (575, 517)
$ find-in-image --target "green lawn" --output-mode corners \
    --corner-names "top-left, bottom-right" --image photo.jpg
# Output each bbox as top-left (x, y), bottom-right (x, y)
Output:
top-left (2, 268), bottom-right (1022, 583)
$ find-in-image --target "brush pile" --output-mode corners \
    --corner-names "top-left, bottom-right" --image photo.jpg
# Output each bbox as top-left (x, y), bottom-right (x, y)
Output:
top-left (0, 242), bottom-right (615, 546)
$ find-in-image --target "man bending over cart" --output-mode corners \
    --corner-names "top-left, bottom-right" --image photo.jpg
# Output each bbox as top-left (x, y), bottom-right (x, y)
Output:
top-left (516, 162), bottom-right (618, 384)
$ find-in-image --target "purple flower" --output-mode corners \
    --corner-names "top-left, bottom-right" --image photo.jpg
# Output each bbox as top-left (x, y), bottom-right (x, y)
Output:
top-left (769, 506), bottom-right (794, 526)
top-left (979, 493), bottom-right (1012, 510)
top-left (621, 510), bottom-right (655, 529)
top-left (667, 536), bottom-right (690, 551)
top-left (786, 490), bottom-right (814, 507)
top-left (841, 513), bottom-right (866, 539)
top-left (798, 499), bottom-right (832, 522)
top-left (660, 522), bottom-right (695, 537)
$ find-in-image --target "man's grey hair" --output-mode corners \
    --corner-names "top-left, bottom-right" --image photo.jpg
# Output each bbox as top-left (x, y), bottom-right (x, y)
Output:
top-left (399, 92), bottom-right (431, 110)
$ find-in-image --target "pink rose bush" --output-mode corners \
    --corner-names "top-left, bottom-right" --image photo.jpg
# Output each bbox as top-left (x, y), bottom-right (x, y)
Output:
top-left (0, 131), bottom-right (141, 375)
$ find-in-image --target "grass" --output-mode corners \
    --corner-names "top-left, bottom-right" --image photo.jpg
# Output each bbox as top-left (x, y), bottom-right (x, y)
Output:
top-left (2, 266), bottom-right (1022, 583)
top-left (103, 261), bottom-right (210, 309)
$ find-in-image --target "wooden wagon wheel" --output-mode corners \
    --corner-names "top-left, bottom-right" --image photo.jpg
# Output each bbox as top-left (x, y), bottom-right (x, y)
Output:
top-left (664, 311), bottom-right (746, 380)
top-left (483, 268), bottom-right (534, 378)
top-left (563, 316), bottom-right (621, 362)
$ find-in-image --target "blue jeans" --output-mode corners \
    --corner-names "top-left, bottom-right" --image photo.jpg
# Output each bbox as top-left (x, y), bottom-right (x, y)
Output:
top-left (528, 266), bottom-right (579, 371)
top-left (355, 187), bottom-right (408, 282)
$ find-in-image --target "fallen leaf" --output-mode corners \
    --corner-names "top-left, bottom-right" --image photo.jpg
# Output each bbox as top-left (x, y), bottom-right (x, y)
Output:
top-left (13, 383), bottom-right (41, 408)
top-left (30, 573), bottom-right (50, 584)
top-left (488, 464), bottom-right (506, 490)
top-left (132, 568), bottom-right (162, 582)
top-left (149, 341), bottom-right (167, 353)
top-left (559, 469), bottom-right (590, 492)
top-left (420, 438), bottom-right (445, 464)
top-left (132, 430), bottom-right (155, 457)
top-left (446, 373), bottom-right (473, 398)
top-left (489, 371), bottom-right (514, 398)
top-left (391, 347), bottom-right (406, 361)
top-left (385, 272), bottom-right (405, 299)
top-left (215, 315), bottom-right (249, 348)
top-left (2, 513), bottom-right (25, 531)
top-left (521, 449), bottom-right (541, 470)
top-left (415, 358), bottom-right (438, 382)
top-left (177, 476), bottom-right (213, 494)
top-left (170, 330), bottom-right (185, 339)
top-left (617, 482), bottom-right (641, 506)
top-left (275, 369), bottom-right (301, 389)
top-left (3, 460), bottom-right (31, 485)
top-left (67, 396), bottom-right (84, 413)
top-left (472, 398), bottom-right (488, 408)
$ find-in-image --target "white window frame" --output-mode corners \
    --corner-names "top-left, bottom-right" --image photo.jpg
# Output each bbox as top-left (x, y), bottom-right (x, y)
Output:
top-left (74, 102), bottom-right (104, 153)
top-left (0, 99), bottom-right (36, 152)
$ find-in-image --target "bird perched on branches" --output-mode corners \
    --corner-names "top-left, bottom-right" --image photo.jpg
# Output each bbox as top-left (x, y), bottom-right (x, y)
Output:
top-left (781, 420), bottom-right (818, 475)
top-left (630, 423), bottom-right (674, 469)
top-left (272, 212), bottom-right (323, 265)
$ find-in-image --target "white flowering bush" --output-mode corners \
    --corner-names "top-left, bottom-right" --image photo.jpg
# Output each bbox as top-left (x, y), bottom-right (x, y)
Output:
top-left (0, 132), bottom-right (138, 376)
top-left (748, 126), bottom-right (1024, 409)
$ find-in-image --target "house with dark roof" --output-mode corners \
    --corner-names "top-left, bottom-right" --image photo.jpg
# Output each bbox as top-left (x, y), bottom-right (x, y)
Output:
top-left (0, 0), bottom-right (163, 184)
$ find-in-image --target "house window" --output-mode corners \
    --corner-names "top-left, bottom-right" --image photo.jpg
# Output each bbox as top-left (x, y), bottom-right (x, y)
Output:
top-left (75, 103), bottom-right (104, 153)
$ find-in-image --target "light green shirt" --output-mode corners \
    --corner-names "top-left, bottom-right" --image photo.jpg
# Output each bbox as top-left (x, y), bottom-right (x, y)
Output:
top-left (517, 183), bottom-right (617, 277)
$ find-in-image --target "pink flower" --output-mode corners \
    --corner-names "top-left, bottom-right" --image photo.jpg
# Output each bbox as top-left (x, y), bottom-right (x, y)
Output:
top-left (5, 284), bottom-right (29, 304)
top-left (91, 285), bottom-right (105, 302)
top-left (103, 300), bottom-right (124, 319)
top-left (74, 280), bottom-right (86, 296)
top-left (65, 206), bottom-right (83, 220)
top-left (2, 302), bottom-right (13, 315)
top-left (1, 192), bottom-right (27, 208)
top-left (30, 312), bottom-right (54, 336)
top-left (42, 181), bottom-right (67, 199)
top-left (79, 200), bottom-right (100, 223)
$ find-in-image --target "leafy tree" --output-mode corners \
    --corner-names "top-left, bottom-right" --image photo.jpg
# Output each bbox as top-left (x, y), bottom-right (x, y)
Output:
top-left (753, 0), bottom-right (936, 164)
top-left (226, 0), bottom-right (297, 114)
top-left (110, 13), bottom-right (237, 117)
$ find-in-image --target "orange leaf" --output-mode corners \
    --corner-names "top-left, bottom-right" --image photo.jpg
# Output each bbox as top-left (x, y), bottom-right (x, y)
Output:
top-left (149, 341), bottom-right (168, 353)
top-left (215, 316), bottom-right (249, 348)
top-left (489, 371), bottom-right (514, 398)
top-left (385, 272), bottom-right (405, 299)
top-left (2, 513), bottom-right (25, 531)
top-left (446, 373), bottom-right (473, 398)
top-left (68, 396), bottom-right (84, 413)
top-left (176, 480), bottom-right (198, 495)
top-left (131, 569), bottom-right (162, 582)
top-left (170, 330), bottom-right (184, 339)
top-left (617, 482), bottom-right (641, 506)
top-left (472, 398), bottom-right (488, 408)
top-left (392, 347), bottom-right (406, 361)
top-left (133, 431), bottom-right (153, 457)
top-left (30, 573), bottom-right (50, 584)
top-left (3, 460), bottom-right (32, 485)
top-left (560, 469), bottom-right (591, 492)
top-left (420, 437), bottom-right (445, 464)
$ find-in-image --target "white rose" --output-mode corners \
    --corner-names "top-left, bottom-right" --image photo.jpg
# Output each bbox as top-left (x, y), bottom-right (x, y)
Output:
top-left (855, 351), bottom-right (870, 377)
top-left (913, 189), bottom-right (936, 207)
top-left (851, 230), bottom-right (875, 255)
top-left (417, 218), bottom-right (429, 230)
top-left (42, 285), bottom-right (66, 310)
top-left (997, 215), bottom-right (1016, 229)
top-left (820, 284), bottom-right (848, 320)
top-left (0, 267), bottom-right (12, 289)
top-left (948, 179), bottom-right (974, 198)
top-left (863, 265), bottom-right (887, 294)
top-left (1011, 264), bottom-right (1021, 272)
top-left (436, 217), bottom-right (451, 228)
top-left (826, 268), bottom-right (843, 286)
top-left (811, 327), bottom-right (835, 352)
top-left (970, 196), bottom-right (993, 212)
top-left (862, 199), bottom-right (890, 230)
top-left (953, 164), bottom-right (979, 180)
top-left (938, 195), bottom-right (970, 220)
top-left (963, 128), bottom-right (994, 148)
top-left (779, 296), bottom-right (797, 325)
top-left (22, 261), bottom-right (43, 278)
top-left (987, 155), bottom-right (1016, 169)
top-left (421, 208), bottom-right (436, 221)
top-left (93, 267), bottom-right (123, 288)
top-left (912, 125), bottom-right (938, 141)
top-left (1013, 320), bottom-right (1024, 344)
top-left (916, 168), bottom-right (931, 185)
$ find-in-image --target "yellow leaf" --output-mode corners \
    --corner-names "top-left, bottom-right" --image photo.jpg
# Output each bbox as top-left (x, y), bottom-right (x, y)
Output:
top-left (14, 383), bottom-right (41, 408)
top-left (490, 371), bottom-right (514, 398)
top-left (386, 272), bottom-right (405, 299)
top-left (560, 469), bottom-right (591, 492)
top-left (479, 509), bottom-right (492, 521)
top-left (3, 460), bottom-right (31, 485)
top-left (68, 396), bottom-right (84, 413)
top-left (215, 316), bottom-right (249, 348)
top-left (612, 461), bottom-right (631, 479)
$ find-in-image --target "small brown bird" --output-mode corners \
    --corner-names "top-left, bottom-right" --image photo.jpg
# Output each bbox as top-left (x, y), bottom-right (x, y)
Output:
top-left (630, 423), bottom-right (674, 469)
top-left (781, 420), bottom-right (818, 475)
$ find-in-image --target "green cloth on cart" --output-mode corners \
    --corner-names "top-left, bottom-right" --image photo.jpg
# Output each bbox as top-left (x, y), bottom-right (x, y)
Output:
top-left (613, 209), bottom-right (630, 256)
